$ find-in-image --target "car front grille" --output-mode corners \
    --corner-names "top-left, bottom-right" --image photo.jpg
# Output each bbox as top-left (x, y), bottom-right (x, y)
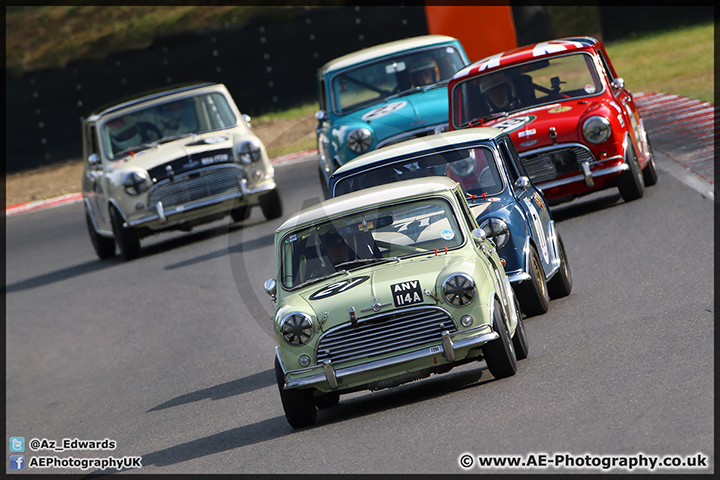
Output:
top-left (520, 144), bottom-right (595, 183)
top-left (315, 306), bottom-right (458, 365)
top-left (147, 164), bottom-right (245, 209)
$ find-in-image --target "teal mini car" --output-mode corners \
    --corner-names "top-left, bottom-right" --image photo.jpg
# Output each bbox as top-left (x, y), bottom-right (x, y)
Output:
top-left (265, 177), bottom-right (528, 428)
top-left (315, 35), bottom-right (469, 197)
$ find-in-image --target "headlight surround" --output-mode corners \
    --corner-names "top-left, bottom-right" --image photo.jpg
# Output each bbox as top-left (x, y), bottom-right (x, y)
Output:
top-left (122, 171), bottom-right (150, 195)
top-left (479, 218), bottom-right (509, 248)
top-left (442, 273), bottom-right (476, 307)
top-left (280, 312), bottom-right (315, 346)
top-left (237, 139), bottom-right (263, 164)
top-left (582, 116), bottom-right (612, 144)
top-left (346, 127), bottom-right (372, 154)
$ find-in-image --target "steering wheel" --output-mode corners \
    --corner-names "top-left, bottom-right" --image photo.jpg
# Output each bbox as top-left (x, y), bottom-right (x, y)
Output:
top-left (136, 122), bottom-right (163, 142)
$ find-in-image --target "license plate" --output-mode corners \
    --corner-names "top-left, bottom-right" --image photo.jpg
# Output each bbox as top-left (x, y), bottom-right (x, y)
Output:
top-left (390, 280), bottom-right (423, 307)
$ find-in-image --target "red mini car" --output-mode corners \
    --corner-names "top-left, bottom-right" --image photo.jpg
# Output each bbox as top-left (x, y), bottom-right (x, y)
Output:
top-left (448, 37), bottom-right (657, 205)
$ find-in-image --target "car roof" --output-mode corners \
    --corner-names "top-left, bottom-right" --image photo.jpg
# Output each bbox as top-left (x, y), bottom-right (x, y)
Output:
top-left (85, 81), bottom-right (219, 121)
top-left (332, 127), bottom-right (504, 176)
top-left (319, 35), bottom-right (460, 75)
top-left (277, 176), bottom-right (460, 234)
top-left (451, 36), bottom-right (599, 83)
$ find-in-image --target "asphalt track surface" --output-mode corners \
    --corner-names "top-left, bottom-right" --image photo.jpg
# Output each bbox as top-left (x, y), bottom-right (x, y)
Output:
top-left (4, 95), bottom-right (716, 475)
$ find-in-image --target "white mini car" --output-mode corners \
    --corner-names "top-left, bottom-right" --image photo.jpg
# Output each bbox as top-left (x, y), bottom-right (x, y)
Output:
top-left (82, 82), bottom-right (282, 260)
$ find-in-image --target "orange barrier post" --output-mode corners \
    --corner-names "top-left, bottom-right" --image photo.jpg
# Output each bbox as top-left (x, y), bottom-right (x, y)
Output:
top-left (424, 5), bottom-right (518, 62)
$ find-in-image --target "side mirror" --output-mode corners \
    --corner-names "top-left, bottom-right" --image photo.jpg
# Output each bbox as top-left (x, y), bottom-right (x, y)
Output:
top-left (612, 78), bottom-right (625, 90)
top-left (315, 110), bottom-right (327, 122)
top-left (515, 176), bottom-right (530, 192)
top-left (87, 153), bottom-right (100, 167)
top-left (264, 278), bottom-right (277, 302)
top-left (471, 228), bottom-right (487, 241)
top-left (242, 114), bottom-right (252, 130)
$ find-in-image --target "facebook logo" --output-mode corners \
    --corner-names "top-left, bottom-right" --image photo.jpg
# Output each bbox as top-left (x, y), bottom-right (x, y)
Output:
top-left (10, 454), bottom-right (25, 470)
top-left (10, 437), bottom-right (25, 452)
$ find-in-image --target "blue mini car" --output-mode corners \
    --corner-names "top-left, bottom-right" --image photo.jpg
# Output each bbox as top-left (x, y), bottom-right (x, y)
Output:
top-left (315, 35), bottom-right (469, 198)
top-left (328, 128), bottom-right (572, 316)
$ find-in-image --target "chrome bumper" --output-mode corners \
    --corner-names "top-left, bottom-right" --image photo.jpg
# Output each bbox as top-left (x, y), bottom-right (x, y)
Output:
top-left (281, 327), bottom-right (498, 391)
top-left (125, 180), bottom-right (276, 228)
top-left (536, 158), bottom-right (626, 192)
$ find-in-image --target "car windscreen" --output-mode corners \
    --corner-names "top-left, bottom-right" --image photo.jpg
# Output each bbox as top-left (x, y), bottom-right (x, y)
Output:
top-left (331, 45), bottom-right (466, 115)
top-left (280, 198), bottom-right (463, 289)
top-left (332, 146), bottom-right (503, 198)
top-left (452, 52), bottom-right (603, 128)
top-left (102, 92), bottom-right (237, 160)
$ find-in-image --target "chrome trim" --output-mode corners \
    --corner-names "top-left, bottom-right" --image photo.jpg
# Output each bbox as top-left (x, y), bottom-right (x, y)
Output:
top-left (507, 271), bottom-right (532, 283)
top-left (441, 330), bottom-right (455, 363)
top-left (157, 201), bottom-right (167, 223)
top-left (581, 161), bottom-right (594, 187)
top-left (535, 161), bottom-right (626, 191)
top-left (126, 181), bottom-right (276, 228)
top-left (285, 328), bottom-right (499, 390)
top-left (323, 360), bottom-right (339, 390)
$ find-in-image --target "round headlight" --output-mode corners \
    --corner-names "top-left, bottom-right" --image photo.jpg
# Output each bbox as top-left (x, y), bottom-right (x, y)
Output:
top-left (479, 218), bottom-right (509, 248)
top-left (280, 312), bottom-right (314, 346)
top-left (582, 116), bottom-right (612, 144)
top-left (442, 274), bottom-right (476, 307)
top-left (237, 140), bottom-right (262, 164)
top-left (346, 127), bottom-right (372, 154)
top-left (122, 171), bottom-right (150, 195)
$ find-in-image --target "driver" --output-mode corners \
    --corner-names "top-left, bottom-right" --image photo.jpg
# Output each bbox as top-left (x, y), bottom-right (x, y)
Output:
top-left (481, 74), bottom-right (516, 111)
top-left (319, 228), bottom-right (351, 268)
top-left (107, 116), bottom-right (142, 155)
top-left (409, 57), bottom-right (439, 87)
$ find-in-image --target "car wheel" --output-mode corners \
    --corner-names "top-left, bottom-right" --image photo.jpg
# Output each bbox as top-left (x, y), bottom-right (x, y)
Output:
top-left (314, 392), bottom-right (340, 409)
top-left (514, 244), bottom-right (549, 317)
top-left (483, 299), bottom-right (517, 379)
top-left (511, 295), bottom-right (529, 361)
top-left (547, 233), bottom-right (572, 299)
top-left (642, 138), bottom-right (658, 187)
top-left (86, 211), bottom-right (115, 259)
top-left (230, 204), bottom-right (250, 222)
top-left (110, 206), bottom-right (141, 261)
top-left (318, 166), bottom-right (329, 200)
top-left (260, 189), bottom-right (283, 221)
top-left (618, 143), bottom-right (645, 202)
top-left (275, 358), bottom-right (317, 429)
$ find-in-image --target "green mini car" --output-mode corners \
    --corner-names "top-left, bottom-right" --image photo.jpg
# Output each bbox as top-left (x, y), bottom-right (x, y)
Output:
top-left (265, 176), bottom-right (528, 428)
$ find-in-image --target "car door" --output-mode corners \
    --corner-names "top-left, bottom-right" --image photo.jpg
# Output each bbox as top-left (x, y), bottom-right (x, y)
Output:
top-left (497, 136), bottom-right (554, 275)
top-left (83, 123), bottom-right (111, 233)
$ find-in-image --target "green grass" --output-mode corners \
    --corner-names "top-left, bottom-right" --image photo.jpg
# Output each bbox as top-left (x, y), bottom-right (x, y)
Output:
top-left (604, 22), bottom-right (714, 104)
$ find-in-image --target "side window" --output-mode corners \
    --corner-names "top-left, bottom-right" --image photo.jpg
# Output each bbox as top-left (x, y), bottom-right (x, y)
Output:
top-left (85, 124), bottom-right (100, 162)
top-left (496, 139), bottom-right (519, 185)
top-left (597, 51), bottom-right (620, 95)
top-left (502, 136), bottom-right (529, 178)
top-left (318, 77), bottom-right (327, 112)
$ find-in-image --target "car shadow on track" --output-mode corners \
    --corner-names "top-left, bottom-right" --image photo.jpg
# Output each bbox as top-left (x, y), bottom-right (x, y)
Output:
top-left (549, 191), bottom-right (624, 223)
top-left (4, 258), bottom-right (124, 294)
top-left (146, 369), bottom-right (275, 413)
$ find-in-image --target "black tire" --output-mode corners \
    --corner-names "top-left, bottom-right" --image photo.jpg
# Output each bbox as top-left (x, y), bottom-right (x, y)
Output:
top-left (86, 211), bottom-right (116, 259)
top-left (511, 295), bottom-right (529, 361)
top-left (483, 299), bottom-right (517, 379)
top-left (260, 189), bottom-right (283, 221)
top-left (642, 139), bottom-right (658, 187)
top-left (514, 244), bottom-right (549, 317)
top-left (547, 233), bottom-right (572, 299)
top-left (110, 206), bottom-right (141, 261)
top-left (618, 142), bottom-right (645, 202)
top-left (314, 392), bottom-right (340, 409)
top-left (230, 204), bottom-right (250, 222)
top-left (275, 358), bottom-right (317, 429)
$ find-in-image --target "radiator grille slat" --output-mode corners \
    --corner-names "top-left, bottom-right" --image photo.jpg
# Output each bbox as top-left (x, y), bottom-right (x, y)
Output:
top-left (316, 306), bottom-right (457, 365)
top-left (520, 145), bottom-right (596, 183)
top-left (147, 164), bottom-right (244, 209)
